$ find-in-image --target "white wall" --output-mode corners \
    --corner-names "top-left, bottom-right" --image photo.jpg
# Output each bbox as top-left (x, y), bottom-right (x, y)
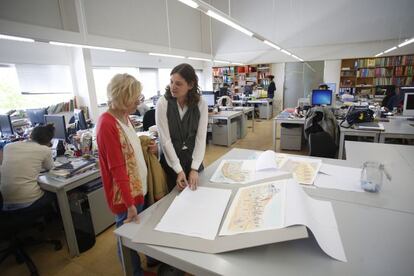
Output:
top-left (323, 60), bottom-right (341, 94)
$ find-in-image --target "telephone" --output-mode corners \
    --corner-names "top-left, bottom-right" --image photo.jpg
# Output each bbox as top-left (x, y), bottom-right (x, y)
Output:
top-left (340, 106), bottom-right (374, 128)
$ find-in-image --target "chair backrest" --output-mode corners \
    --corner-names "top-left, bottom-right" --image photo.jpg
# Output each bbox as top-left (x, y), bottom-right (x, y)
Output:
top-left (308, 131), bottom-right (337, 158)
top-left (143, 109), bottom-right (156, 131)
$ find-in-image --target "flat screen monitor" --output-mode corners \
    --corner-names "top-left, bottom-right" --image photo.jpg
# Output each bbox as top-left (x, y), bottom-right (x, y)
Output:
top-left (403, 92), bottom-right (414, 116)
top-left (311, 89), bottom-right (333, 106)
top-left (26, 108), bottom-right (47, 126)
top-left (202, 91), bottom-right (216, 107)
top-left (74, 109), bottom-right (87, 130)
top-left (0, 114), bottom-right (14, 136)
top-left (44, 115), bottom-right (67, 140)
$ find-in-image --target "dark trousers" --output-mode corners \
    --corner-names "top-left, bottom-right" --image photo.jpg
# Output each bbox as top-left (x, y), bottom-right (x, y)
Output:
top-left (13, 192), bottom-right (56, 219)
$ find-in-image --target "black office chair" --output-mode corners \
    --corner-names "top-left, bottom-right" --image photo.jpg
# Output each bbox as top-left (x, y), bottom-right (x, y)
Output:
top-left (308, 131), bottom-right (337, 158)
top-left (142, 109), bottom-right (156, 131)
top-left (0, 192), bottom-right (62, 276)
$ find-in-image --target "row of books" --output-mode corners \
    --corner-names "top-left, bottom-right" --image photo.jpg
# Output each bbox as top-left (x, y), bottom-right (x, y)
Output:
top-left (47, 98), bottom-right (77, 114)
top-left (374, 77), bottom-right (414, 86)
top-left (375, 55), bottom-right (414, 67)
top-left (356, 58), bottom-right (376, 68)
top-left (357, 69), bottom-right (375, 77)
top-left (375, 68), bottom-right (393, 77)
top-left (395, 66), bottom-right (413, 76)
top-left (213, 67), bottom-right (235, 76)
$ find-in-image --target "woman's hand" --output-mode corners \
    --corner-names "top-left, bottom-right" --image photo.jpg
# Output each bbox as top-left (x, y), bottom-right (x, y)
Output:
top-left (147, 140), bottom-right (158, 155)
top-left (176, 171), bottom-right (188, 190)
top-left (188, 170), bottom-right (199, 190)
top-left (123, 205), bottom-right (140, 224)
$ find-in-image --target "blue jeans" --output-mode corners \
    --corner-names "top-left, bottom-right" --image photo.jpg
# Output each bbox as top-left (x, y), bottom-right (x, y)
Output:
top-left (115, 203), bottom-right (144, 276)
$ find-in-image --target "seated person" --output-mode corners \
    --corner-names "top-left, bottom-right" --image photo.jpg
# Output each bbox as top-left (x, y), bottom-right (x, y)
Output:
top-left (0, 124), bottom-right (55, 212)
top-left (385, 89), bottom-right (404, 112)
top-left (219, 83), bottom-right (230, 97)
top-left (244, 84), bottom-right (253, 96)
top-left (217, 95), bottom-right (233, 108)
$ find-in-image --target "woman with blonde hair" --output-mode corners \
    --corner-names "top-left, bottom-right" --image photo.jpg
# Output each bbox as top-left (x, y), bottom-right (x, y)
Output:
top-left (96, 73), bottom-right (156, 276)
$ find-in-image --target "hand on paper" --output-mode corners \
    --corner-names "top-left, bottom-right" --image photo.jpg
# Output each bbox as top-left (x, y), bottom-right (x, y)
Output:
top-left (188, 170), bottom-right (199, 190)
top-left (176, 171), bottom-right (188, 190)
top-left (124, 205), bottom-right (140, 224)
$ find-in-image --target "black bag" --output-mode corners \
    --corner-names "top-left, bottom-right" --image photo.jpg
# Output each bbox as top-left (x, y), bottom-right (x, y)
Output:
top-left (340, 106), bottom-right (374, 128)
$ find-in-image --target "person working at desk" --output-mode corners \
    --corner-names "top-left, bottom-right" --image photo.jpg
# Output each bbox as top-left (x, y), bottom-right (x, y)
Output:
top-left (96, 73), bottom-right (158, 276)
top-left (156, 63), bottom-right (208, 191)
top-left (1, 124), bottom-right (55, 213)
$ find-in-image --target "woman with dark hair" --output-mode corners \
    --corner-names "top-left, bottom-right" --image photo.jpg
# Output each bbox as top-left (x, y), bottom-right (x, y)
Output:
top-left (156, 63), bottom-right (208, 191)
top-left (1, 124), bottom-right (55, 212)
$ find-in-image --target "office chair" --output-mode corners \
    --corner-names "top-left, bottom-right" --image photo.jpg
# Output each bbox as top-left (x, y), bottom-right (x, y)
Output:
top-left (308, 131), bottom-right (337, 158)
top-left (142, 109), bottom-right (156, 131)
top-left (0, 192), bottom-right (62, 276)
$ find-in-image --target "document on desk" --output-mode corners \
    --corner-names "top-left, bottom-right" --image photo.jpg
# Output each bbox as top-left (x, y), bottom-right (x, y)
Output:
top-left (210, 151), bottom-right (289, 184)
top-left (220, 179), bottom-right (347, 262)
top-left (279, 156), bottom-right (322, 185)
top-left (154, 187), bottom-right (232, 240)
top-left (314, 164), bottom-right (364, 192)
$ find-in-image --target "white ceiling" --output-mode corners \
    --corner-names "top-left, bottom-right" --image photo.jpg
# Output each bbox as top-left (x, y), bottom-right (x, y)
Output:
top-left (208, 0), bottom-right (414, 63)
top-left (0, 0), bottom-right (413, 64)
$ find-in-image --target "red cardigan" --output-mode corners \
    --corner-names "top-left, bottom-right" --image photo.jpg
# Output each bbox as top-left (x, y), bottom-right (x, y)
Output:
top-left (96, 112), bottom-right (144, 214)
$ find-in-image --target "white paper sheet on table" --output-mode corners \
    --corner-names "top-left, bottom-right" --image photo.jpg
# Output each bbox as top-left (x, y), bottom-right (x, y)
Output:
top-left (154, 187), bottom-right (232, 240)
top-left (315, 164), bottom-right (364, 192)
top-left (210, 159), bottom-right (289, 184)
top-left (279, 156), bottom-right (322, 185)
top-left (219, 179), bottom-right (347, 262)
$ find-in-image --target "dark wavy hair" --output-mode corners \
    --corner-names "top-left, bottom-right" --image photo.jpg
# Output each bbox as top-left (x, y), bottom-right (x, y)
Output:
top-left (31, 124), bottom-right (55, 145)
top-left (165, 63), bottom-right (201, 107)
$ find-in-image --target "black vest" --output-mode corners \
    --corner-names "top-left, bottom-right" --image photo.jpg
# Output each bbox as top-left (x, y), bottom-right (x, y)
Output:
top-left (166, 97), bottom-right (202, 173)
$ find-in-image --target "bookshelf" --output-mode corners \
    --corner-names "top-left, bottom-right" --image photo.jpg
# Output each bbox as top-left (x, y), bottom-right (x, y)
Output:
top-left (339, 55), bottom-right (414, 97)
top-left (212, 64), bottom-right (271, 91)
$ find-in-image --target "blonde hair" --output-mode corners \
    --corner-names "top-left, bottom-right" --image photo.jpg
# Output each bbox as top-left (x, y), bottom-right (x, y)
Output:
top-left (107, 73), bottom-right (142, 110)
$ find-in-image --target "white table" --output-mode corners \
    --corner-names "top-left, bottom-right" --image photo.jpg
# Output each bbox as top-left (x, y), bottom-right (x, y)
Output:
top-left (209, 111), bottom-right (244, 147)
top-left (115, 148), bottom-right (414, 276)
top-left (233, 106), bottom-right (255, 132)
top-left (379, 119), bottom-right (414, 143)
top-left (247, 99), bottom-right (273, 120)
top-left (38, 169), bottom-right (101, 257)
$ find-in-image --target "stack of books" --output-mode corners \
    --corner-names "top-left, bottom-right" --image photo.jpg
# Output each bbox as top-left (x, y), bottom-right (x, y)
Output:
top-left (48, 158), bottom-right (96, 179)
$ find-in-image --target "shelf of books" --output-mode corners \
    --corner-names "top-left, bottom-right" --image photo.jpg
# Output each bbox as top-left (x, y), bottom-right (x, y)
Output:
top-left (339, 55), bottom-right (414, 97)
top-left (212, 64), bottom-right (271, 91)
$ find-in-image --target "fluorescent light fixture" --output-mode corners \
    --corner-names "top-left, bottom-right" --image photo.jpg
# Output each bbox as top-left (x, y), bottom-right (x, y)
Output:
top-left (49, 41), bottom-right (125, 52)
top-left (263, 40), bottom-right (281, 50)
top-left (149, 52), bottom-right (185, 58)
top-left (213, 60), bottom-right (230, 64)
top-left (281, 49), bottom-right (292, 56)
top-left (298, 58), bottom-right (304, 62)
top-left (398, 38), bottom-right (414, 48)
top-left (177, 0), bottom-right (199, 9)
top-left (384, 46), bottom-right (397, 54)
top-left (188, 57), bottom-right (211, 62)
top-left (232, 62), bottom-right (245, 66)
top-left (375, 52), bottom-right (384, 57)
top-left (206, 10), bottom-right (253, 37)
top-left (291, 55), bottom-right (299, 59)
top-left (0, 34), bottom-right (34, 42)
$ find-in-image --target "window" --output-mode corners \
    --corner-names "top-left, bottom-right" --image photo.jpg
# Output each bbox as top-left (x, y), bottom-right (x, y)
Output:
top-left (0, 64), bottom-right (74, 113)
top-left (140, 68), bottom-right (158, 99)
top-left (92, 67), bottom-right (140, 105)
top-left (158, 68), bottom-right (172, 95)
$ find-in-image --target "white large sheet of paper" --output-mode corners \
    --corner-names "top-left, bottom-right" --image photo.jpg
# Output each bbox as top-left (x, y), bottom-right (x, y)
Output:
top-left (154, 187), bottom-right (231, 240)
top-left (315, 164), bottom-right (364, 192)
top-left (220, 179), bottom-right (347, 262)
top-left (279, 156), bottom-right (322, 185)
top-left (220, 181), bottom-right (286, 235)
top-left (210, 159), bottom-right (289, 184)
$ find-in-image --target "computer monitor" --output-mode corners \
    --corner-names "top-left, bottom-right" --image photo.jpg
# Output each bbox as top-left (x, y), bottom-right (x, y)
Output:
top-left (74, 109), bottom-right (87, 130)
top-left (202, 92), bottom-right (216, 107)
top-left (0, 114), bottom-right (14, 136)
top-left (311, 89), bottom-right (333, 106)
top-left (403, 92), bottom-right (414, 116)
top-left (26, 108), bottom-right (47, 126)
top-left (44, 115), bottom-right (67, 140)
